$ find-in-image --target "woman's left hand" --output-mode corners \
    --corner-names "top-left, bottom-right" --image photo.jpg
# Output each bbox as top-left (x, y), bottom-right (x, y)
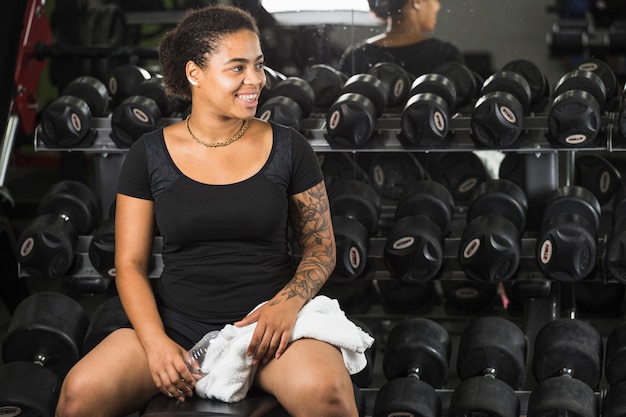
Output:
top-left (234, 299), bottom-right (300, 366)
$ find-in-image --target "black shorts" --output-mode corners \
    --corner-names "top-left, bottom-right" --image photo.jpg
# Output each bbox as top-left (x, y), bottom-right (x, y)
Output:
top-left (122, 302), bottom-right (224, 350)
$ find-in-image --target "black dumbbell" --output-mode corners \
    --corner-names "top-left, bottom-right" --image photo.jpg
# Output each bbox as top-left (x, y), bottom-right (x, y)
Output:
top-left (327, 179), bottom-right (381, 281)
top-left (501, 59), bottom-right (552, 113)
top-left (424, 152), bottom-right (489, 203)
top-left (449, 316), bottom-right (526, 417)
top-left (83, 202), bottom-right (117, 294)
top-left (325, 73), bottom-right (387, 148)
top-left (373, 318), bottom-right (450, 417)
top-left (536, 185), bottom-right (600, 281)
top-left (318, 152), bottom-right (369, 192)
top-left (302, 64), bottom-right (348, 110)
top-left (384, 180), bottom-right (453, 282)
top-left (110, 77), bottom-right (174, 148)
top-left (470, 70), bottom-right (532, 147)
top-left (604, 186), bottom-right (626, 283)
top-left (602, 322), bottom-right (626, 417)
top-left (17, 180), bottom-right (100, 279)
top-left (258, 65), bottom-right (287, 107)
top-left (618, 83), bottom-right (626, 140)
top-left (574, 154), bottom-right (623, 206)
top-left (399, 72), bottom-right (457, 147)
top-left (107, 63), bottom-right (152, 106)
top-left (256, 76), bottom-right (315, 131)
top-left (528, 318), bottom-right (602, 417)
top-left (0, 292), bottom-right (90, 417)
top-left (459, 179), bottom-right (528, 283)
top-left (546, 60), bottom-right (617, 147)
top-left (368, 61), bottom-right (413, 110)
top-left (39, 75), bottom-right (110, 148)
top-left (431, 61), bottom-right (481, 110)
top-left (363, 152), bottom-right (428, 201)
top-left (82, 295), bottom-right (128, 355)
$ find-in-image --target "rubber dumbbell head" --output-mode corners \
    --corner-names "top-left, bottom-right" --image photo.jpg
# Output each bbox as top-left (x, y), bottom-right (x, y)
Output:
top-left (578, 58), bottom-right (619, 110)
top-left (108, 64), bottom-right (152, 106)
top-left (574, 154), bottom-right (623, 205)
top-left (471, 70), bottom-right (532, 148)
top-left (399, 73), bottom-right (456, 147)
top-left (328, 179), bottom-right (381, 280)
top-left (606, 186), bottom-right (626, 283)
top-left (17, 180), bottom-right (100, 279)
top-left (366, 152), bottom-right (428, 201)
top-left (536, 185), bottom-right (600, 281)
top-left (368, 61), bottom-right (413, 109)
top-left (82, 296), bottom-right (128, 355)
top-left (501, 59), bottom-right (552, 112)
top-left (547, 69), bottom-right (605, 147)
top-left (384, 180), bottom-right (453, 282)
top-left (373, 318), bottom-right (450, 417)
top-left (131, 76), bottom-right (181, 118)
top-left (432, 62), bottom-right (480, 109)
top-left (302, 64), bottom-right (348, 109)
top-left (425, 152), bottom-right (488, 203)
top-left (528, 318), bottom-right (602, 417)
top-left (110, 95), bottom-right (162, 148)
top-left (263, 76), bottom-right (315, 117)
top-left (258, 65), bottom-right (287, 107)
top-left (459, 179), bottom-right (528, 283)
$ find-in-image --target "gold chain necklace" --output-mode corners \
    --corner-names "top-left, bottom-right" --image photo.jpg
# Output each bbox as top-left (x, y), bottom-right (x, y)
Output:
top-left (186, 115), bottom-right (249, 148)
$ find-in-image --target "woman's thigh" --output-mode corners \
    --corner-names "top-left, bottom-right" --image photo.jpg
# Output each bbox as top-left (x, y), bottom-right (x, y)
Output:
top-left (58, 328), bottom-right (159, 416)
top-left (254, 339), bottom-right (356, 413)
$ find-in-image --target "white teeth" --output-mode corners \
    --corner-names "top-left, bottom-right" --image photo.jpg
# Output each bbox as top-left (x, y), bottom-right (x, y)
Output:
top-left (239, 94), bottom-right (257, 102)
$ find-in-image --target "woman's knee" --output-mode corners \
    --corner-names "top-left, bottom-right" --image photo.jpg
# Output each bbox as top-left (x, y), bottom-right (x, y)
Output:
top-left (288, 376), bottom-right (357, 417)
top-left (55, 369), bottom-right (99, 417)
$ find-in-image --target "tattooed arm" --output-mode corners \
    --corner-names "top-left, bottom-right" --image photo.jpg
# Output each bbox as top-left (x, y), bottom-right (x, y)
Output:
top-left (235, 181), bottom-right (336, 365)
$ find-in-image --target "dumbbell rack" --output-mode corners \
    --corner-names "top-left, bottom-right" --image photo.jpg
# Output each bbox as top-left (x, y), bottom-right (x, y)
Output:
top-left (28, 112), bottom-right (626, 416)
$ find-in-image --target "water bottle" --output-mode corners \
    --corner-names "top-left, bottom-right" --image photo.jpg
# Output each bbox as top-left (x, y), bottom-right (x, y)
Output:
top-left (184, 330), bottom-right (220, 376)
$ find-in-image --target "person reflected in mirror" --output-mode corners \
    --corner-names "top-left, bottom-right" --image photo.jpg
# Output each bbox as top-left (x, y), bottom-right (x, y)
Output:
top-left (339, 0), bottom-right (464, 76)
top-left (54, 5), bottom-right (363, 417)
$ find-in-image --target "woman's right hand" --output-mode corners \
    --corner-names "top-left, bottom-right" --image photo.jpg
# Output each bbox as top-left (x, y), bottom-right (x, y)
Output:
top-left (145, 335), bottom-right (196, 402)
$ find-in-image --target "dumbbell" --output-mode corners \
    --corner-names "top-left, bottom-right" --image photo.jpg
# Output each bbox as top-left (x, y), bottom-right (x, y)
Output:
top-left (602, 321), bottom-right (626, 417)
top-left (605, 186), bottom-right (626, 283)
top-left (325, 73), bottom-right (388, 148)
top-left (383, 180), bottom-right (453, 282)
top-left (431, 61), bottom-right (481, 110)
top-left (618, 84), bottom-right (626, 140)
top-left (535, 185), bottom-right (601, 281)
top-left (528, 318), bottom-right (602, 417)
top-left (546, 59), bottom-right (617, 147)
top-left (449, 316), bottom-right (526, 417)
top-left (347, 317), bottom-right (377, 388)
top-left (423, 152), bottom-right (489, 203)
top-left (256, 76), bottom-right (315, 131)
top-left (574, 154), bottom-right (623, 206)
top-left (363, 152), bottom-right (428, 201)
top-left (258, 65), bottom-right (287, 107)
top-left (327, 179), bottom-right (381, 281)
top-left (82, 295), bottom-right (128, 355)
top-left (38, 75), bottom-right (110, 148)
top-left (459, 179), bottom-right (528, 283)
top-left (0, 292), bottom-right (90, 417)
top-left (368, 61), bottom-right (413, 110)
top-left (107, 63), bottom-right (152, 107)
top-left (372, 318), bottom-right (450, 417)
top-left (318, 152), bottom-right (369, 192)
top-left (398, 72), bottom-right (457, 147)
top-left (470, 70), bottom-right (532, 147)
top-left (302, 64), bottom-right (348, 110)
top-left (17, 180), bottom-right (100, 279)
top-left (501, 59), bottom-right (552, 113)
top-left (110, 77), bottom-right (174, 148)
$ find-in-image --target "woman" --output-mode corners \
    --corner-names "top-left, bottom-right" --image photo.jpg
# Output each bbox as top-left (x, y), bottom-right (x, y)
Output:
top-left (339, 0), bottom-right (464, 76)
top-left (55, 5), bottom-right (359, 417)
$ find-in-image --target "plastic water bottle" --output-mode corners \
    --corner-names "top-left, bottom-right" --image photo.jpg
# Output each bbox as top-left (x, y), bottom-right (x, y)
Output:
top-left (184, 330), bottom-right (220, 376)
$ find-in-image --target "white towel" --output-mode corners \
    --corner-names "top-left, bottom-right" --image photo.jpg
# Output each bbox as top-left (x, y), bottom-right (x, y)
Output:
top-left (195, 295), bottom-right (375, 403)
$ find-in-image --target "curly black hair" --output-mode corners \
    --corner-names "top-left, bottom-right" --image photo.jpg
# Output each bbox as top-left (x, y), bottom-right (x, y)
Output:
top-left (368, 0), bottom-right (409, 19)
top-left (158, 5), bottom-right (259, 100)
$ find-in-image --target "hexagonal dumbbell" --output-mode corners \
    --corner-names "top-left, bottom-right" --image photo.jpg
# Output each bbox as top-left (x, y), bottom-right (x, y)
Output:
top-left (256, 76), bottom-right (315, 131)
top-left (536, 185), bottom-right (601, 281)
top-left (470, 69), bottom-right (532, 148)
top-left (384, 180), bottom-right (453, 283)
top-left (368, 61), bottom-right (413, 110)
top-left (459, 179), bottom-right (528, 283)
top-left (0, 292), bottom-right (90, 417)
top-left (449, 316), bottom-right (527, 417)
top-left (373, 318), bottom-right (451, 417)
top-left (38, 75), bottom-right (110, 148)
top-left (528, 318), bottom-right (602, 417)
top-left (17, 180), bottom-right (100, 279)
top-left (327, 179), bottom-right (381, 281)
top-left (399, 72), bottom-right (457, 147)
top-left (546, 59), bottom-right (617, 147)
top-left (325, 73), bottom-right (388, 148)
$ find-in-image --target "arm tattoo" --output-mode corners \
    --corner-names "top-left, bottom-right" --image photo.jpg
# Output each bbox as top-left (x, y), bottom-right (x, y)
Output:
top-left (280, 182), bottom-right (335, 302)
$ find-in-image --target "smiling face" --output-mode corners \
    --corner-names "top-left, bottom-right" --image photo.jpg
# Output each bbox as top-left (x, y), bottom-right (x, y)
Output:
top-left (188, 29), bottom-right (266, 120)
